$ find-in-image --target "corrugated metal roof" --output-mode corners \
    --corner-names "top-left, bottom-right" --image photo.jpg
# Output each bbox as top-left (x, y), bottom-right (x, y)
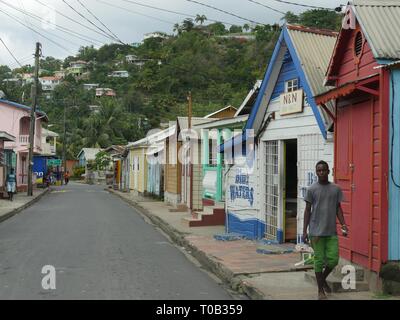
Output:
top-left (287, 26), bottom-right (337, 97)
top-left (287, 26), bottom-right (337, 128)
top-left (351, 0), bottom-right (400, 60)
top-left (177, 117), bottom-right (216, 130)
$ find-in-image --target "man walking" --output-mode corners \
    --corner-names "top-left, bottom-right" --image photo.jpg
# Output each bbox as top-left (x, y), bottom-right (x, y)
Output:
top-left (303, 160), bottom-right (348, 300)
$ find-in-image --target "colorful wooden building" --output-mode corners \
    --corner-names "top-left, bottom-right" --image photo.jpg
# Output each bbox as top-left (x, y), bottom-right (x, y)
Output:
top-left (164, 117), bottom-right (215, 208)
top-left (221, 25), bottom-right (337, 241)
top-left (315, 0), bottom-right (400, 272)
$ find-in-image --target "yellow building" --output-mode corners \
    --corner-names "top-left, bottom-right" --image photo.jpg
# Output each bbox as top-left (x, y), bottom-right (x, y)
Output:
top-left (128, 145), bottom-right (148, 195)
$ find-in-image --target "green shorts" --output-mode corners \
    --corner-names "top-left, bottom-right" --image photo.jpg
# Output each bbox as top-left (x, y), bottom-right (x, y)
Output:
top-left (310, 236), bottom-right (339, 273)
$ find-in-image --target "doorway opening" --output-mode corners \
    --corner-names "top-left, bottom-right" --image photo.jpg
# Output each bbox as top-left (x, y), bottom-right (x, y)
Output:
top-left (284, 139), bottom-right (297, 242)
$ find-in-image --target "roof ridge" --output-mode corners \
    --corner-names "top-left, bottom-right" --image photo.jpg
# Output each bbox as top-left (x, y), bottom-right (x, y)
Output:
top-left (286, 24), bottom-right (338, 37)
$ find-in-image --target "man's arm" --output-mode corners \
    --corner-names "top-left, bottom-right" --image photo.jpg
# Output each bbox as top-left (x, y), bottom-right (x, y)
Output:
top-left (336, 203), bottom-right (348, 236)
top-left (303, 202), bottom-right (311, 243)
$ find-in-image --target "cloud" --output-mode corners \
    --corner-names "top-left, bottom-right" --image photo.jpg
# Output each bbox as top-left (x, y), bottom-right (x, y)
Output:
top-left (0, 0), bottom-right (342, 66)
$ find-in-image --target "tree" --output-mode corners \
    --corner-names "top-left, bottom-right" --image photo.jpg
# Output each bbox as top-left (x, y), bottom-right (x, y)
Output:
top-left (243, 24), bottom-right (250, 32)
top-left (207, 22), bottom-right (227, 35)
top-left (173, 23), bottom-right (182, 35)
top-left (283, 11), bottom-right (300, 24)
top-left (40, 56), bottom-right (62, 73)
top-left (195, 14), bottom-right (207, 25)
top-left (182, 18), bottom-right (195, 32)
top-left (299, 9), bottom-right (342, 31)
top-left (94, 150), bottom-right (112, 170)
top-left (229, 25), bottom-right (243, 33)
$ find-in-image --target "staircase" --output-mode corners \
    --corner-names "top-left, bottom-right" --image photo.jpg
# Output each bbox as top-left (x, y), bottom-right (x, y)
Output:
top-left (181, 200), bottom-right (226, 227)
top-left (304, 263), bottom-right (370, 292)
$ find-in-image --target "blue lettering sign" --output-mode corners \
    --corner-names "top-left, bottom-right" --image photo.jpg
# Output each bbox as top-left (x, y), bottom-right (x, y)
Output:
top-left (229, 185), bottom-right (254, 206)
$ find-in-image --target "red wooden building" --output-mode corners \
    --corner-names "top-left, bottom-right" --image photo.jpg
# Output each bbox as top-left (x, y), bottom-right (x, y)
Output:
top-left (315, 0), bottom-right (400, 273)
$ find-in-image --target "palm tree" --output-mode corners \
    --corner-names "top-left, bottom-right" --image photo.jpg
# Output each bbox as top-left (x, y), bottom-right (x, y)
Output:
top-left (195, 14), bottom-right (207, 25)
top-left (173, 23), bottom-right (182, 35)
top-left (182, 18), bottom-right (194, 32)
top-left (243, 24), bottom-right (250, 32)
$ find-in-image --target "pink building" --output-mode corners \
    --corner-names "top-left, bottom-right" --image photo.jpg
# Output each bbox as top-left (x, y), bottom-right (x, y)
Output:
top-left (0, 99), bottom-right (47, 191)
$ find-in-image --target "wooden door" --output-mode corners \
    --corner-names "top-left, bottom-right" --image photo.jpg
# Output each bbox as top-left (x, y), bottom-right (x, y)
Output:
top-left (351, 100), bottom-right (372, 256)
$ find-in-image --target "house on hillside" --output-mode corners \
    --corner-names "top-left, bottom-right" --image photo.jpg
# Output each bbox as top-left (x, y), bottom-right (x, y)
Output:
top-left (39, 76), bottom-right (61, 91)
top-left (315, 0), bottom-right (400, 274)
top-left (67, 60), bottom-right (89, 79)
top-left (96, 88), bottom-right (116, 97)
top-left (83, 83), bottom-right (99, 91)
top-left (0, 99), bottom-right (48, 191)
top-left (221, 24), bottom-right (337, 241)
top-left (126, 55), bottom-right (149, 68)
top-left (108, 71), bottom-right (129, 78)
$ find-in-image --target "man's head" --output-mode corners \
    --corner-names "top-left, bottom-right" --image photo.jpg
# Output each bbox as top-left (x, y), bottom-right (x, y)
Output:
top-left (10, 168), bottom-right (14, 173)
top-left (315, 160), bottom-right (329, 183)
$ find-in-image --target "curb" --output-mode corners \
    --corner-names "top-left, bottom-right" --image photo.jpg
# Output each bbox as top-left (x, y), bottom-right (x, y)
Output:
top-left (0, 188), bottom-right (50, 224)
top-left (107, 188), bottom-right (266, 300)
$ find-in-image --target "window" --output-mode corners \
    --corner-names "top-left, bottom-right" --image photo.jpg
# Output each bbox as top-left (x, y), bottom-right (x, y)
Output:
top-left (208, 140), bottom-right (217, 166)
top-left (354, 31), bottom-right (363, 57)
top-left (285, 79), bottom-right (298, 93)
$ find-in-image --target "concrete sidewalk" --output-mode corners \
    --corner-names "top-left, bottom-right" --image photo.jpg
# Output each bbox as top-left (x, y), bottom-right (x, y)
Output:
top-left (0, 188), bottom-right (49, 223)
top-left (108, 189), bottom-right (391, 300)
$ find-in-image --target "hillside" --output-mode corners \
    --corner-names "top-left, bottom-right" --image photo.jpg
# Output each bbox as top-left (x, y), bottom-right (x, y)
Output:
top-left (0, 10), bottom-right (342, 160)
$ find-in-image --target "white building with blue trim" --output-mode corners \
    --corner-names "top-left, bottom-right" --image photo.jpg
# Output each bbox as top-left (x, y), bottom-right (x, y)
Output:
top-left (221, 25), bottom-right (337, 242)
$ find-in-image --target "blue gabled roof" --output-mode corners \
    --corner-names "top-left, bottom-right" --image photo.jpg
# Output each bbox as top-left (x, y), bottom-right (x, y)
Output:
top-left (0, 98), bottom-right (48, 119)
top-left (220, 24), bottom-right (336, 153)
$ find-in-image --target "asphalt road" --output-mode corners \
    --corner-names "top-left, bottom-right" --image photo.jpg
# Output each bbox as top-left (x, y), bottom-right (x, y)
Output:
top-left (0, 182), bottom-right (233, 300)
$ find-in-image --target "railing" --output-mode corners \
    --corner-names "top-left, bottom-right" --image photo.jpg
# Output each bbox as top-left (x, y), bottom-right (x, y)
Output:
top-left (19, 135), bottom-right (30, 145)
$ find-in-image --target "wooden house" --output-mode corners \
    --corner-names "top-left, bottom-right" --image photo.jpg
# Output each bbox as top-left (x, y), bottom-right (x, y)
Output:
top-left (315, 0), bottom-right (400, 273)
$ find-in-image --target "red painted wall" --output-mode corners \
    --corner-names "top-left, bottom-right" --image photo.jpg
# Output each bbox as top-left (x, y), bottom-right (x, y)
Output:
top-left (332, 22), bottom-right (387, 272)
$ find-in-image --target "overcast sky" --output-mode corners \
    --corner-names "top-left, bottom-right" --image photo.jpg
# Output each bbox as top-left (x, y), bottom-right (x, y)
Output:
top-left (0, 0), bottom-right (343, 68)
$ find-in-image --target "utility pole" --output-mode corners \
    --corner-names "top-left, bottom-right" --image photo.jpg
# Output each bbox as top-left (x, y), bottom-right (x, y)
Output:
top-left (27, 42), bottom-right (41, 196)
top-left (187, 91), bottom-right (192, 129)
top-left (62, 103), bottom-right (66, 185)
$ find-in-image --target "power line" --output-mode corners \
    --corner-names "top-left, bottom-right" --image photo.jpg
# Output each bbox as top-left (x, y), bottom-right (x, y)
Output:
top-left (265, 0), bottom-right (334, 10)
top-left (119, 0), bottom-right (236, 26)
top-left (184, 0), bottom-right (265, 25)
top-left (62, 0), bottom-right (122, 44)
top-left (0, 7), bottom-right (73, 54)
top-left (18, 0), bottom-right (36, 39)
top-left (33, 0), bottom-right (116, 43)
top-left (0, 0), bottom-right (104, 47)
top-left (247, 0), bottom-right (286, 15)
top-left (96, 0), bottom-right (175, 25)
top-left (0, 3), bottom-right (82, 49)
top-left (0, 37), bottom-right (23, 67)
top-left (75, 0), bottom-right (125, 44)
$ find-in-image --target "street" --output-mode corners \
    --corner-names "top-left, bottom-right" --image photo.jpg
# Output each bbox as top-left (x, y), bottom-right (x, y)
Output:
top-left (0, 182), bottom-right (233, 300)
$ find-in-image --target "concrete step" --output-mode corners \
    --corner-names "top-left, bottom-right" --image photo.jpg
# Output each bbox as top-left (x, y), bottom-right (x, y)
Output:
top-left (202, 206), bottom-right (215, 215)
top-left (181, 208), bottom-right (226, 227)
top-left (304, 270), bottom-right (369, 293)
top-left (181, 216), bottom-right (202, 227)
top-left (332, 264), bottom-right (365, 282)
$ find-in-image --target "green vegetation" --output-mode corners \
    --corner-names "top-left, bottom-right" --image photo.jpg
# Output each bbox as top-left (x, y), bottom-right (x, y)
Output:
top-left (0, 10), bottom-right (342, 160)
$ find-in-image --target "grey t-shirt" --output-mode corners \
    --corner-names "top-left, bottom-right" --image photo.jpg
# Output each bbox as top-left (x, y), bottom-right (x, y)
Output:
top-left (304, 182), bottom-right (343, 236)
